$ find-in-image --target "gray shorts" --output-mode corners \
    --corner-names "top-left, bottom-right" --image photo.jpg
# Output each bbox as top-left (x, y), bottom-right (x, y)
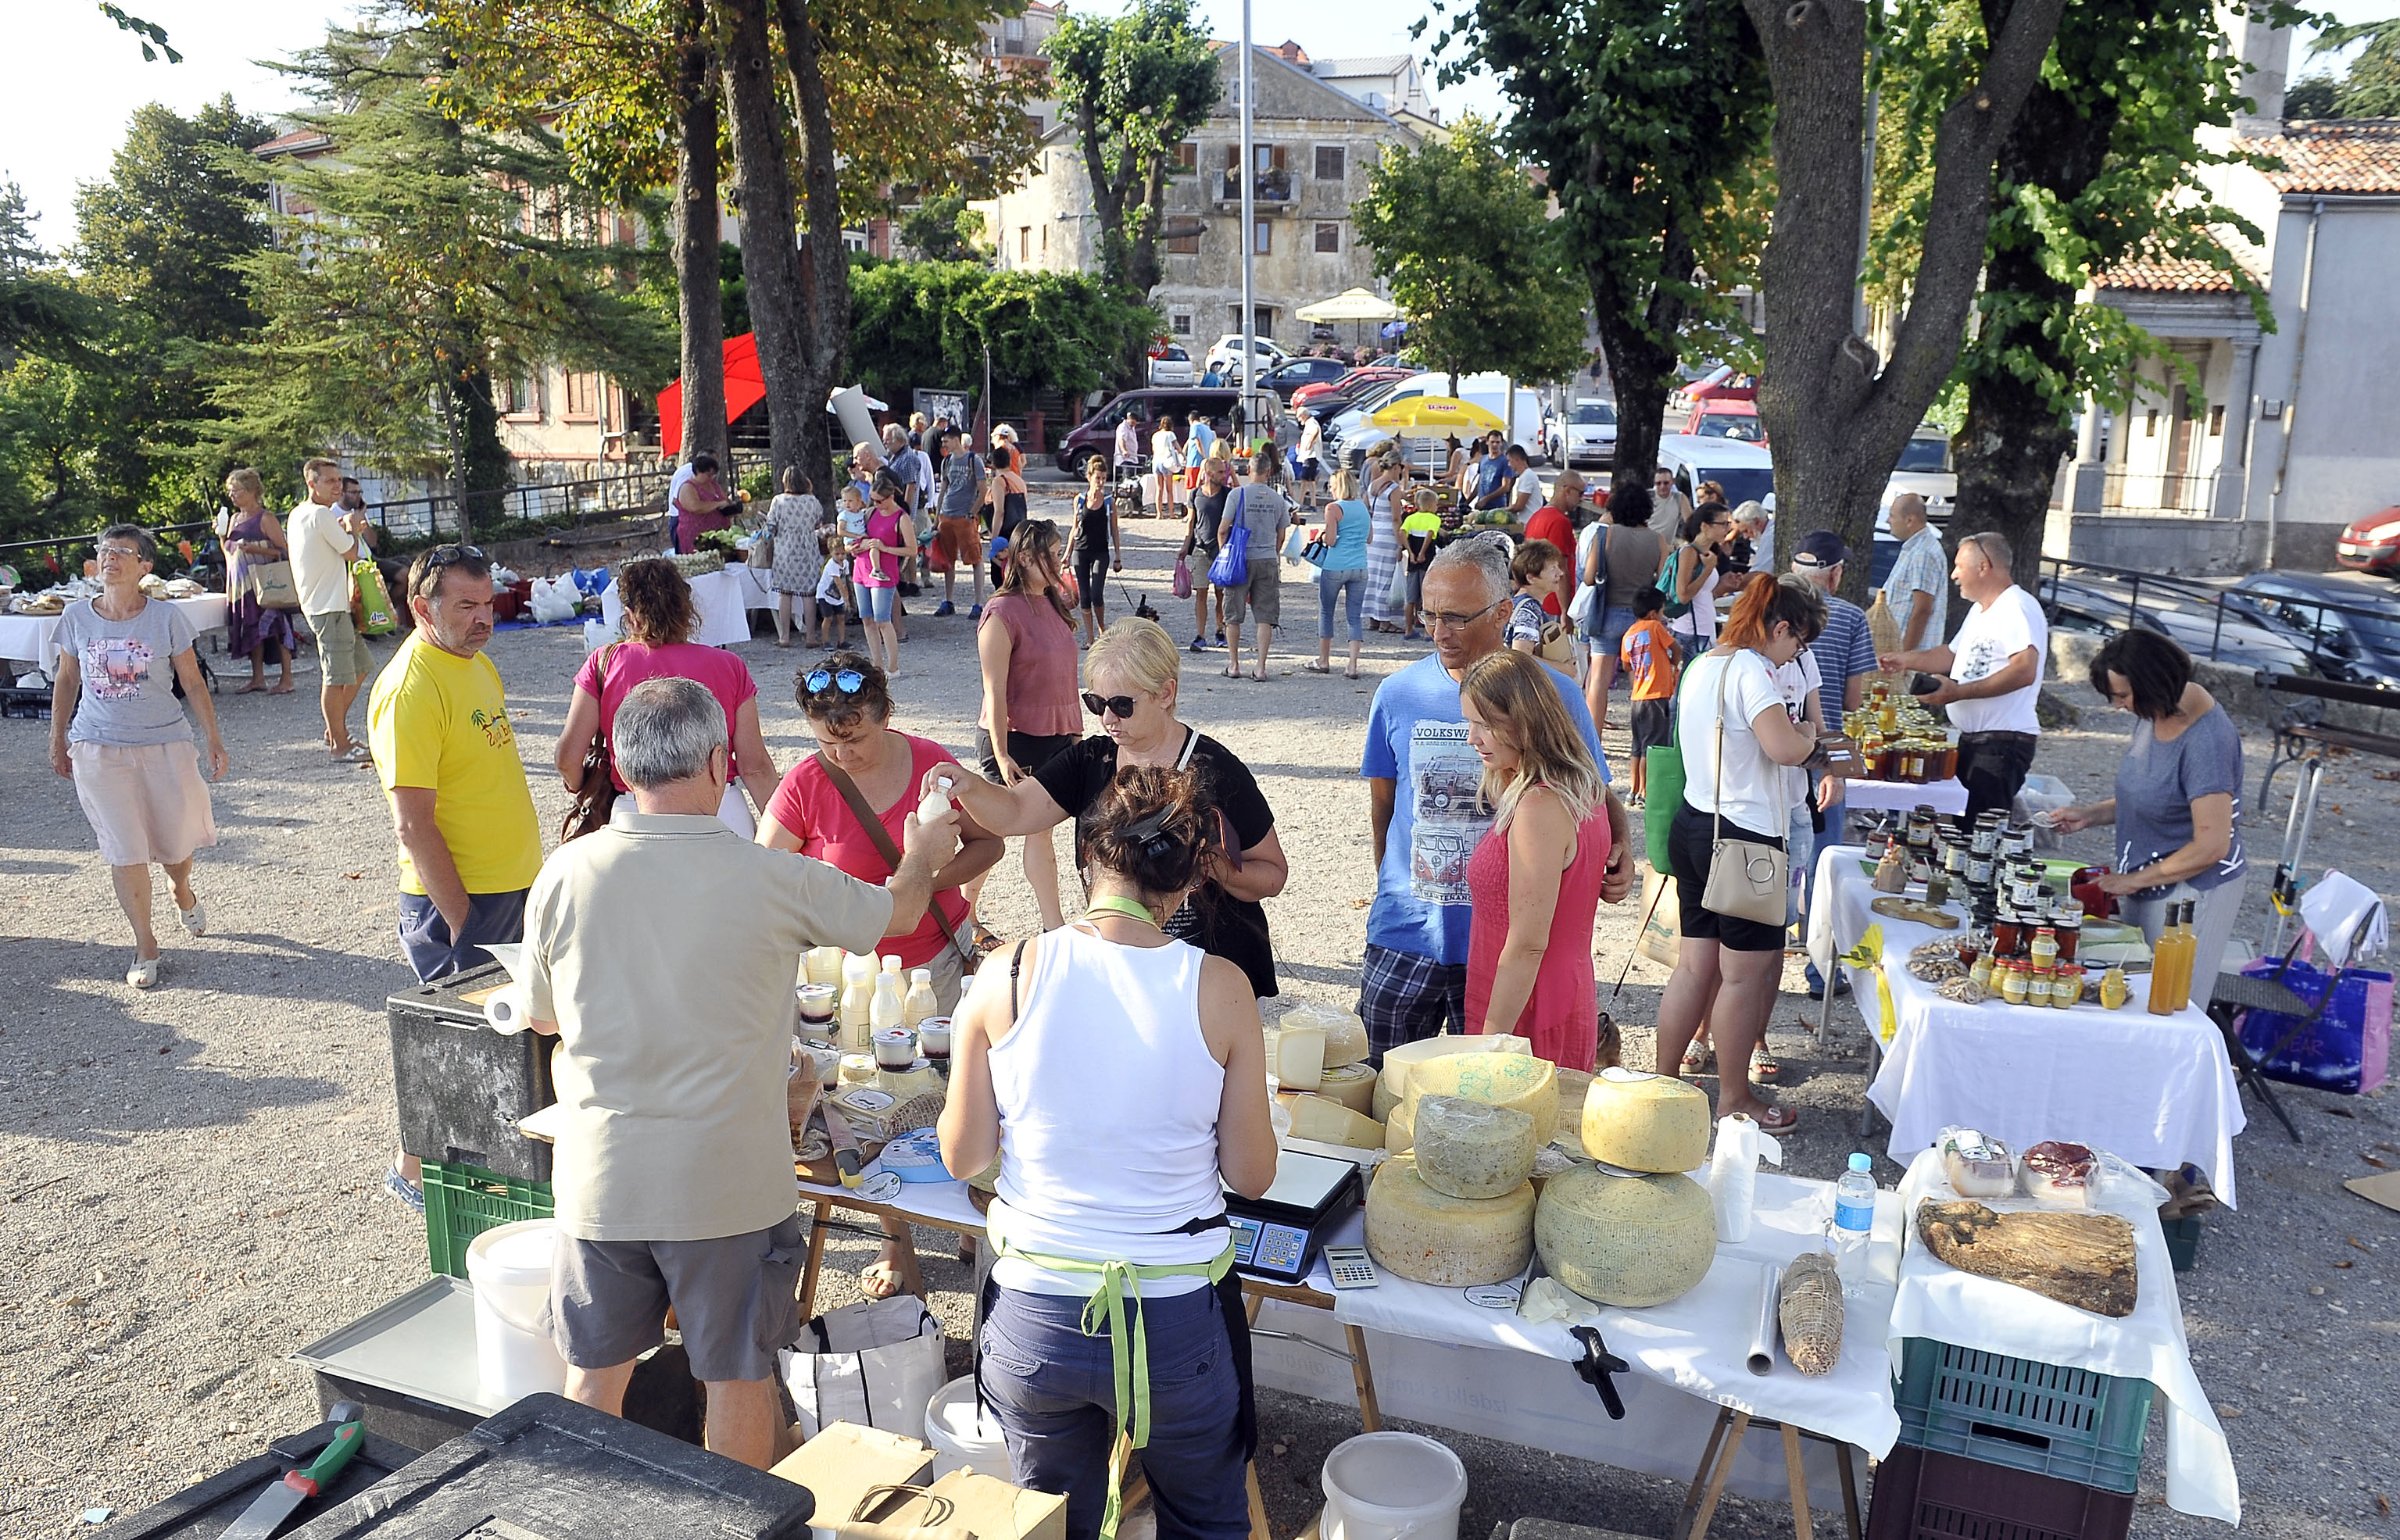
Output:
top-left (1221, 556), bottom-right (1281, 627)
top-left (550, 1213), bottom-right (806, 1382)
top-left (306, 608), bottom-right (374, 687)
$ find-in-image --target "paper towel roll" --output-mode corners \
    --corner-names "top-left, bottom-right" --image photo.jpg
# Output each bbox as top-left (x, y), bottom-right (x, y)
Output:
top-left (1708, 1113), bottom-right (1784, 1244)
top-left (483, 981), bottom-right (531, 1034)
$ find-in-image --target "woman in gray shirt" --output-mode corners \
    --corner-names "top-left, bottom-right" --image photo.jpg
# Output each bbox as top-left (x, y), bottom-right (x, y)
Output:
top-left (2050, 631), bottom-right (2247, 992)
top-left (48, 523), bottom-right (231, 990)
top-left (1215, 452), bottom-right (1295, 681)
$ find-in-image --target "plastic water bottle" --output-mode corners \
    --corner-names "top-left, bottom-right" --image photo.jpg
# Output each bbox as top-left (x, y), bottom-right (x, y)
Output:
top-left (1831, 1152), bottom-right (1878, 1292)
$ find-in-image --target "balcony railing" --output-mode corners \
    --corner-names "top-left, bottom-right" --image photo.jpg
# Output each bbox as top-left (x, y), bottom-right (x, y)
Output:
top-left (2100, 467), bottom-right (2217, 516)
top-left (1218, 168), bottom-right (1293, 203)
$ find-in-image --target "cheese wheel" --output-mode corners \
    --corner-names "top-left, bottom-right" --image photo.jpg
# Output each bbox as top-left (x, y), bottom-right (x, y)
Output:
top-left (1579, 1067), bottom-right (1711, 1173)
top-left (1281, 1002), bottom-right (1369, 1068)
top-left (1384, 1095), bottom-right (1416, 1154)
top-left (1554, 1067), bottom-right (1596, 1131)
top-left (1400, 1053), bottom-right (1560, 1145)
top-left (1412, 1095), bottom-right (1537, 1199)
top-left (1372, 1077), bottom-right (1401, 1123)
top-left (1534, 1165), bottom-right (1717, 1307)
top-left (1285, 1093), bottom-right (1384, 1149)
top-left (1364, 1154), bottom-right (1536, 1286)
top-left (1274, 1024), bottom-right (1326, 1092)
top-left (1374, 1031), bottom-right (1533, 1104)
top-left (1316, 1062), bottom-right (1378, 1114)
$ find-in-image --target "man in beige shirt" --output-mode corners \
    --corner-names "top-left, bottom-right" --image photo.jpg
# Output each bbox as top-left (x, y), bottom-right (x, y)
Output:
top-left (524, 676), bottom-right (957, 1468)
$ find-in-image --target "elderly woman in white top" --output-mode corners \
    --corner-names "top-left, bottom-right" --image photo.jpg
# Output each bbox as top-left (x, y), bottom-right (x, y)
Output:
top-left (48, 524), bottom-right (232, 989)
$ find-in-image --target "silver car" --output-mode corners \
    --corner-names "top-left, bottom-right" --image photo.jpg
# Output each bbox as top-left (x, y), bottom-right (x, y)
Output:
top-left (1876, 429), bottom-right (1956, 534)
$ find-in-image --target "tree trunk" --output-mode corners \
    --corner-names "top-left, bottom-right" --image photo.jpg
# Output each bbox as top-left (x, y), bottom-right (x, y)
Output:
top-left (457, 362), bottom-right (510, 538)
top-left (775, 0), bottom-right (850, 485)
top-left (673, 0), bottom-right (728, 467)
top-left (1953, 71), bottom-right (2122, 593)
top-left (724, 0), bottom-right (812, 481)
top-left (1593, 217), bottom-right (1699, 501)
top-left (1740, 0), bottom-right (2070, 603)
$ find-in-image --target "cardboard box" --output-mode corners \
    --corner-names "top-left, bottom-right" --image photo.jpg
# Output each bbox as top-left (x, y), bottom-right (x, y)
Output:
top-left (771, 1421), bottom-right (935, 1531)
top-left (883, 1468), bottom-right (1068, 1540)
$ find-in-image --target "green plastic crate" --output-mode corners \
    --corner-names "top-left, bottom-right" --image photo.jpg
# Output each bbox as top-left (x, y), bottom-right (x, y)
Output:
top-left (423, 1159), bottom-right (555, 1278)
top-left (1893, 1337), bottom-right (2153, 1494)
top-left (2162, 1213), bottom-right (2201, 1273)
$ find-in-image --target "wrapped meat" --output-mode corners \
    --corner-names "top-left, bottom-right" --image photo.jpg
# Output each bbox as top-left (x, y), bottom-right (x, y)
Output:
top-left (2021, 1140), bottom-right (2097, 1207)
top-left (1938, 1128), bottom-right (2015, 1199)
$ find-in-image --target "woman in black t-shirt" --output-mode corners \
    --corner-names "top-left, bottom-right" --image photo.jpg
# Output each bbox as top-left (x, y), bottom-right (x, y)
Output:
top-left (1070, 454), bottom-right (1121, 647)
top-left (932, 616), bottom-right (1288, 997)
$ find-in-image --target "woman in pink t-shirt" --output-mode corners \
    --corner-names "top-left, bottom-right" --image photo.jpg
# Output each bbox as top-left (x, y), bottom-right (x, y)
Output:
top-left (850, 469), bottom-right (917, 681)
top-left (554, 558), bottom-right (776, 834)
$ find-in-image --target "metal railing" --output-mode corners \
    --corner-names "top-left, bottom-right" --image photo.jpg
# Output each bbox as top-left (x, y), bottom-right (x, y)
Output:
top-left (1218, 169), bottom-right (1294, 203)
top-left (2099, 468), bottom-right (2218, 516)
top-left (2033, 552), bottom-right (2400, 689)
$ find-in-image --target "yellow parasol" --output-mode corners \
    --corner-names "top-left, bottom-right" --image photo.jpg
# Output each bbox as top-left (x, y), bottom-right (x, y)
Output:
top-left (1369, 395), bottom-right (1506, 437)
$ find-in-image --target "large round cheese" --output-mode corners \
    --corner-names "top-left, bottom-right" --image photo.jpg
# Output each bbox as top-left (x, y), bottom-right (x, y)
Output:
top-left (1281, 1002), bottom-right (1369, 1068)
top-left (1535, 1166), bottom-right (1716, 1307)
top-left (1317, 1062), bottom-right (1378, 1114)
top-left (1384, 1095), bottom-right (1416, 1154)
top-left (1413, 1095), bottom-right (1537, 1199)
top-left (1363, 1154), bottom-right (1535, 1286)
top-left (1580, 1067), bottom-right (1711, 1173)
top-left (1401, 1053), bottom-right (1560, 1145)
top-left (1374, 1031), bottom-right (1532, 1106)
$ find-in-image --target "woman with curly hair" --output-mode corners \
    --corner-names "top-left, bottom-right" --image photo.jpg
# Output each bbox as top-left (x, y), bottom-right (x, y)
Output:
top-left (555, 557), bottom-right (776, 835)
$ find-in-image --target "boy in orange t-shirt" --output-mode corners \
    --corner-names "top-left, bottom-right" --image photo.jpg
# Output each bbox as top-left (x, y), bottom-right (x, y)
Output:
top-left (1620, 585), bottom-right (1679, 802)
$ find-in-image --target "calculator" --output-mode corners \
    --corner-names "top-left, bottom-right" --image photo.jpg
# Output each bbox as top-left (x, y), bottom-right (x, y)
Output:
top-left (1323, 1246), bottom-right (1379, 1290)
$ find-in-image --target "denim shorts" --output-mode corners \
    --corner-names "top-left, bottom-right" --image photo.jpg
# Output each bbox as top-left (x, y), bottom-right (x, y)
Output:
top-left (860, 584), bottom-right (897, 623)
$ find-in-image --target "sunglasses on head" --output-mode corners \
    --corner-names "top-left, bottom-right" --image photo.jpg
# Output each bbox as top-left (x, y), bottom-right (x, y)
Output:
top-left (1082, 691), bottom-right (1140, 719)
top-left (804, 668), bottom-right (865, 696)
top-left (411, 542), bottom-right (485, 594)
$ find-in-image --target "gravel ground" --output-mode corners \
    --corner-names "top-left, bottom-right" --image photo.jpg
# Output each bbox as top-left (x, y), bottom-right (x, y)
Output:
top-left (4, 497), bottom-right (2396, 1537)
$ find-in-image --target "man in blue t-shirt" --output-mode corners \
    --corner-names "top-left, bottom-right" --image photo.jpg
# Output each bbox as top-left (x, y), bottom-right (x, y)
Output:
top-left (1790, 530), bottom-right (1878, 996)
top-left (1359, 535), bottom-right (1633, 1058)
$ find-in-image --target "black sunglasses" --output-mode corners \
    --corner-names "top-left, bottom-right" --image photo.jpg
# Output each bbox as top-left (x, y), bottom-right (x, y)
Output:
top-left (805, 668), bottom-right (866, 696)
top-left (411, 542), bottom-right (485, 595)
top-left (1082, 691), bottom-right (1140, 719)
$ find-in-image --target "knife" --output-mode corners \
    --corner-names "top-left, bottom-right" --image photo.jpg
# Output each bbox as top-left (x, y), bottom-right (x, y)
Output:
top-left (220, 1404), bottom-right (366, 1540)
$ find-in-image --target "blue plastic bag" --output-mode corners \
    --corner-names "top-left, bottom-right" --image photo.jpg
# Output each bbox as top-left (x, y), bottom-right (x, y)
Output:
top-left (2237, 958), bottom-right (2391, 1093)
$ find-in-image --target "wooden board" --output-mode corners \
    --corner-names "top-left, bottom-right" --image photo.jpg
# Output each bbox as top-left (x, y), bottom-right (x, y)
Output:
top-left (1915, 1199), bottom-right (2138, 1317)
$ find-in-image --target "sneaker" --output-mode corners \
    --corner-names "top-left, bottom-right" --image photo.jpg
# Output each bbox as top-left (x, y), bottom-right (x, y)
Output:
top-left (1804, 969), bottom-right (1852, 1002)
top-left (934, 601), bottom-right (955, 617)
top-left (384, 1163), bottom-right (426, 1215)
top-left (968, 604), bottom-right (984, 621)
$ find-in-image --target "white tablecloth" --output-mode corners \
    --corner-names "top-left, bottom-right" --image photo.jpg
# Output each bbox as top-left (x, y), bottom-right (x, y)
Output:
top-left (599, 566), bottom-right (754, 648)
top-left (1891, 1146), bottom-right (2240, 1523)
top-left (1840, 777), bottom-right (1968, 816)
top-left (1805, 844), bottom-right (2244, 1207)
top-left (0, 594), bottom-right (231, 669)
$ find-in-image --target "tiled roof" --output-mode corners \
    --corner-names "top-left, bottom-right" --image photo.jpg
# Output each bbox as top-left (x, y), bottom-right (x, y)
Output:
top-left (2236, 119), bottom-right (2400, 194)
top-left (254, 127), bottom-right (332, 157)
top-left (2098, 254), bottom-right (2245, 292)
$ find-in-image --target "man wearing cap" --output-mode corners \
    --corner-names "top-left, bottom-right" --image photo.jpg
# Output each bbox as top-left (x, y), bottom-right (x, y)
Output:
top-left (1791, 531), bottom-right (1877, 996)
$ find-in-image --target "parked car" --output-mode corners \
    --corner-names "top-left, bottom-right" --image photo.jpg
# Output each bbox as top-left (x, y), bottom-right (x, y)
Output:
top-left (2227, 571), bottom-right (2400, 686)
top-left (1146, 345), bottom-right (1194, 388)
top-left (2042, 577), bottom-right (2320, 678)
top-left (1053, 387), bottom-right (1282, 475)
top-left (1257, 356), bottom-right (1350, 400)
top-left (1656, 433), bottom-right (1775, 518)
top-left (1875, 427), bottom-right (1958, 536)
top-left (2336, 506), bottom-right (2400, 574)
top-left (1690, 400), bottom-right (1765, 442)
top-left (1546, 398), bottom-right (1619, 469)
top-left (1204, 334), bottom-right (1290, 377)
top-left (1332, 371), bottom-right (1550, 473)
top-left (1290, 365), bottom-right (1411, 415)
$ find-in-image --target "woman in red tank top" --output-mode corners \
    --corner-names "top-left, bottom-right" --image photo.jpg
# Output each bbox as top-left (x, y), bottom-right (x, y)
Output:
top-left (1459, 650), bottom-right (1615, 1071)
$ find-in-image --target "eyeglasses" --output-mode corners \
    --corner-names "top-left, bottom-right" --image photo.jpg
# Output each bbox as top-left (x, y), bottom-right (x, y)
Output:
top-left (1422, 597), bottom-right (1505, 631)
top-left (805, 668), bottom-right (866, 696)
top-left (410, 542), bottom-right (485, 594)
top-left (97, 545), bottom-right (148, 562)
top-left (1082, 691), bottom-right (1140, 719)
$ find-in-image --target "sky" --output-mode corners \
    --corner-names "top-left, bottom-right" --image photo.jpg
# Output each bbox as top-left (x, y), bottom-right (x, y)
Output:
top-left (10, 0), bottom-right (2385, 253)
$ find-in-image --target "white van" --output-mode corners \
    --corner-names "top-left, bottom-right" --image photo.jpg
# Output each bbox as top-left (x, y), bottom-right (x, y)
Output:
top-left (1655, 434), bottom-right (1775, 520)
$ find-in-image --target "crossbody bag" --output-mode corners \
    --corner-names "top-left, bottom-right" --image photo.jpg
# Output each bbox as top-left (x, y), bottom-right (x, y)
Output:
top-left (1699, 651), bottom-right (1789, 926)
top-left (821, 759), bottom-right (979, 973)
top-left (560, 643), bottom-right (622, 843)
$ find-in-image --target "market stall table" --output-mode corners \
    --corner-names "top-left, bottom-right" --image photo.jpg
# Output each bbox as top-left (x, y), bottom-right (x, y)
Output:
top-left (0, 592), bottom-right (231, 670)
top-left (1838, 777), bottom-right (1967, 819)
top-left (1890, 1145), bottom-right (2241, 1523)
top-left (600, 566), bottom-right (754, 647)
top-left (1805, 843), bottom-right (2244, 1206)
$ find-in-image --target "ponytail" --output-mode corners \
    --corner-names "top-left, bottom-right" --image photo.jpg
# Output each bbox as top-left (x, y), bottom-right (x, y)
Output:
top-left (1718, 572), bottom-right (1826, 650)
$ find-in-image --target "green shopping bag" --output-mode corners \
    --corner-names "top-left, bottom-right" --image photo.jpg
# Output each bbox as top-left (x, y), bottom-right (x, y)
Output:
top-left (351, 558), bottom-right (399, 636)
top-left (1643, 744), bottom-right (1685, 875)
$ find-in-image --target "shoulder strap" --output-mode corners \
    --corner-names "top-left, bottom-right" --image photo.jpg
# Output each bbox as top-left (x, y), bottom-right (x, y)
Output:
top-left (1175, 725), bottom-right (1200, 771)
top-left (821, 754), bottom-right (979, 972)
top-left (1008, 938), bottom-right (1030, 1026)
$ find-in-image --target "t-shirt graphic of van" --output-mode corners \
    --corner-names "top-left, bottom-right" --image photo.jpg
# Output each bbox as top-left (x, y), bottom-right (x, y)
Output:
top-left (1414, 766), bottom-right (1483, 820)
top-left (1410, 827), bottom-right (1477, 891)
top-left (471, 705), bottom-right (515, 748)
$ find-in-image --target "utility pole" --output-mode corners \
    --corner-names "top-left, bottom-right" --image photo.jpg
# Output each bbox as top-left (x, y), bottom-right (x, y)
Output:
top-left (1239, 0), bottom-right (1256, 447)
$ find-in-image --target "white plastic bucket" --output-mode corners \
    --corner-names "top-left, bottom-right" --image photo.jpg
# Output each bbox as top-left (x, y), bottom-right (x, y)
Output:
top-left (923, 1374), bottom-right (1009, 1478)
top-left (465, 1218), bottom-right (567, 1403)
top-left (1320, 1431), bottom-right (1468, 1540)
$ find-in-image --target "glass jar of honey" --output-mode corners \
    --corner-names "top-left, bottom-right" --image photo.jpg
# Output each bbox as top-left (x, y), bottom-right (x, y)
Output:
top-left (2030, 926), bottom-right (2059, 970)
top-left (1998, 960), bottom-right (2029, 1006)
top-left (2053, 962), bottom-right (2084, 1007)
top-left (2027, 965), bottom-right (2055, 1009)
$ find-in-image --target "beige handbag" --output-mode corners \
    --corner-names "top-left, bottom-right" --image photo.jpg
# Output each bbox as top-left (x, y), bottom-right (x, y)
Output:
top-left (1699, 651), bottom-right (1789, 926)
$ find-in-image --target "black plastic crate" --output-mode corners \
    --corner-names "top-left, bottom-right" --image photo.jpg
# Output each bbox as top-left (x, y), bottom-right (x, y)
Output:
top-left (387, 963), bottom-right (555, 1182)
top-left (1868, 1444), bottom-right (2134, 1540)
top-left (284, 1393), bottom-right (814, 1539)
top-left (1893, 1337), bottom-right (2152, 1494)
top-left (95, 1415), bottom-right (417, 1539)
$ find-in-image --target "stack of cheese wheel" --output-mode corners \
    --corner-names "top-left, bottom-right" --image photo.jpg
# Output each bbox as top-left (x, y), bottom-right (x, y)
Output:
top-left (1535, 1067), bottom-right (1718, 1306)
top-left (1371, 1031), bottom-right (1532, 1121)
top-left (1282, 1094), bottom-right (1384, 1149)
top-left (1364, 1152), bottom-right (1536, 1285)
top-left (1268, 1002), bottom-right (1370, 1095)
top-left (1386, 1052), bottom-right (1559, 1155)
top-left (1411, 1095), bottom-right (1537, 1199)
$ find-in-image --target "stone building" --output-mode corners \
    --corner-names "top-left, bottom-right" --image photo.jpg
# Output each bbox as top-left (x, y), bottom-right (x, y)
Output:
top-left (975, 41), bottom-right (1422, 353)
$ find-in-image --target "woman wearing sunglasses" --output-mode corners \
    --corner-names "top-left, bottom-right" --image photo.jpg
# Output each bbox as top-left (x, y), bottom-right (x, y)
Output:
top-left (939, 616), bottom-right (1287, 1000)
top-left (758, 651), bottom-right (1003, 1297)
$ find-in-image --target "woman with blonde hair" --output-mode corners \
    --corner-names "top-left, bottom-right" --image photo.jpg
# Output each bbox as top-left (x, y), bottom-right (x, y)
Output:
top-left (218, 466), bottom-right (299, 694)
top-left (1460, 649), bottom-right (1615, 1070)
top-left (1307, 466), bottom-right (1371, 679)
top-left (941, 616), bottom-right (1288, 999)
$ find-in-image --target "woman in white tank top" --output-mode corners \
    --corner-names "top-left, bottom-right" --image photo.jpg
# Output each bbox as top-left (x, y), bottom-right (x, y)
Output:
top-left (940, 765), bottom-right (1277, 1540)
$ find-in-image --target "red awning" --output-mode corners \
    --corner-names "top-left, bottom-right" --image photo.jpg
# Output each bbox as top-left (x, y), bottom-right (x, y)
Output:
top-left (656, 334), bottom-right (764, 457)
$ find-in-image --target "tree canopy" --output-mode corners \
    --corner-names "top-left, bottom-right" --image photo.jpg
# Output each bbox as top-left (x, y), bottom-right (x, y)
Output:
top-left (1050, 0), bottom-right (1221, 298)
top-left (2287, 19), bottom-right (2400, 117)
top-left (847, 259), bottom-right (1159, 409)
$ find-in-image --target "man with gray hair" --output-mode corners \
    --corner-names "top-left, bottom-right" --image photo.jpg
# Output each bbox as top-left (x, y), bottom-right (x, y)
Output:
top-left (1358, 534), bottom-right (1634, 1057)
top-left (520, 675), bottom-right (957, 1469)
top-left (1880, 530), bottom-right (2048, 821)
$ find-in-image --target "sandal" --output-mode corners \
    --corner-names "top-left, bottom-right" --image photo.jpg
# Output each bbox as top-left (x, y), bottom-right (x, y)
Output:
top-left (1751, 1050), bottom-right (1781, 1083)
top-left (860, 1260), bottom-right (906, 1301)
top-left (1301, 660), bottom-right (1332, 674)
top-left (1221, 666), bottom-right (1242, 678)
top-left (331, 743), bottom-right (374, 764)
top-left (1680, 1038), bottom-right (1713, 1075)
top-left (234, 681), bottom-right (265, 695)
top-left (971, 920), bottom-right (1004, 954)
top-left (126, 955), bottom-right (159, 990)
top-left (1749, 1104), bottom-right (1801, 1134)
top-left (178, 899), bottom-right (207, 938)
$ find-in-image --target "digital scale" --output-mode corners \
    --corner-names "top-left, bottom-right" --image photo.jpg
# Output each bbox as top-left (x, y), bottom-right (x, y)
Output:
top-left (1223, 1148), bottom-right (1363, 1284)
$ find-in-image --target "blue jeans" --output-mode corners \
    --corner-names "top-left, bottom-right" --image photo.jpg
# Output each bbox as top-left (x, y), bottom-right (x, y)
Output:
top-left (981, 1285), bottom-right (1248, 1540)
top-left (1803, 795), bottom-right (1845, 991)
top-left (860, 584), bottom-right (897, 623)
top-left (1786, 802), bottom-right (1816, 930)
top-left (398, 888), bottom-right (529, 984)
top-left (1318, 567), bottom-right (1365, 642)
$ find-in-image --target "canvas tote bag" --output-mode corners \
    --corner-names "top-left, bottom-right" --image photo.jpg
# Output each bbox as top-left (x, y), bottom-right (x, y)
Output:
top-left (1699, 650), bottom-right (1789, 927)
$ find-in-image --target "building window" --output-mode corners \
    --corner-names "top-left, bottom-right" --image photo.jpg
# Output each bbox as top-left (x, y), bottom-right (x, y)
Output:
top-left (1019, 226), bottom-right (1031, 262)
top-left (1041, 223), bottom-right (1048, 255)
top-left (2144, 409), bottom-right (2158, 437)
top-left (1314, 222), bottom-right (1340, 253)
top-left (1171, 312), bottom-right (1193, 336)
top-left (1175, 141), bottom-right (1197, 171)
top-left (1254, 220), bottom-right (1271, 255)
top-left (1001, 16), bottom-right (1026, 54)
top-left (495, 374), bottom-right (540, 417)
top-left (2209, 404), bottom-right (2225, 437)
top-left (563, 372), bottom-right (602, 423)
top-left (1167, 229), bottom-right (1202, 255)
top-left (1315, 145), bottom-right (1347, 181)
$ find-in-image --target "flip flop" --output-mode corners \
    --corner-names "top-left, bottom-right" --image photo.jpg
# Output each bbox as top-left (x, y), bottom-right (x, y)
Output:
top-left (860, 1260), bottom-right (907, 1301)
top-left (1221, 666), bottom-right (1242, 678)
top-left (267, 684), bottom-right (296, 695)
top-left (234, 681), bottom-right (265, 695)
top-left (1301, 660), bottom-right (1332, 674)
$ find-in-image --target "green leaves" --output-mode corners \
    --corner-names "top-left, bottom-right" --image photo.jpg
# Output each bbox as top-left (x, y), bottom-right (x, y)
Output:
top-left (97, 3), bottom-right (181, 64)
top-left (848, 259), bottom-right (1158, 406)
top-left (1050, 0), bottom-right (1221, 293)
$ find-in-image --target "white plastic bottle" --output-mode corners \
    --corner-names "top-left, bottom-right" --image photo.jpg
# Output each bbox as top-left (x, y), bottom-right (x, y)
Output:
top-left (918, 770), bottom-right (957, 825)
top-left (839, 952), bottom-right (875, 1051)
top-left (903, 967), bottom-right (939, 1031)
top-left (1831, 1152), bottom-right (1878, 1292)
top-left (869, 968), bottom-right (906, 1042)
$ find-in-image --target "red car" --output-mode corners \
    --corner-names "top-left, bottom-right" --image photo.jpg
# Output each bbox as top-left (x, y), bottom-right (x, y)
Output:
top-left (1291, 365), bottom-right (1411, 414)
top-left (2336, 506), bottom-right (2400, 574)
